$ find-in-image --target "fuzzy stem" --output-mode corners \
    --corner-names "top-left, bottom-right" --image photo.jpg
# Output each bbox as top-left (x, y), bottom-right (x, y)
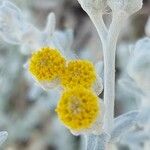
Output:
top-left (85, 135), bottom-right (97, 150)
top-left (88, 11), bottom-right (107, 46)
top-left (103, 13), bottom-right (126, 134)
top-left (84, 9), bottom-right (127, 149)
top-left (89, 11), bottom-right (126, 134)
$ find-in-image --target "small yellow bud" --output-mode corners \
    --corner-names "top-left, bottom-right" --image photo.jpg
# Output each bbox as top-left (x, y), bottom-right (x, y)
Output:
top-left (56, 87), bottom-right (100, 131)
top-left (29, 47), bottom-right (66, 83)
top-left (61, 60), bottom-right (96, 89)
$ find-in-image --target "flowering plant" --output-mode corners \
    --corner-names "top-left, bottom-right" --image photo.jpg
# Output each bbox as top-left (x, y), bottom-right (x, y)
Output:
top-left (0, 0), bottom-right (149, 150)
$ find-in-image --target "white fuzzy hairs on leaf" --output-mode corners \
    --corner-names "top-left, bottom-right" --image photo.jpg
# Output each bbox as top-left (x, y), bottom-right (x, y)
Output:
top-left (0, 131), bottom-right (8, 145)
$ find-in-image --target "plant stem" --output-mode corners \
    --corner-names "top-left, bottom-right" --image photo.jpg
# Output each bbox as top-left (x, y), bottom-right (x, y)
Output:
top-left (86, 10), bottom-right (127, 150)
top-left (85, 135), bottom-right (97, 150)
top-left (89, 11), bottom-right (126, 134)
top-left (88, 11), bottom-right (125, 134)
top-left (88, 11), bottom-right (107, 46)
top-left (103, 13), bottom-right (126, 134)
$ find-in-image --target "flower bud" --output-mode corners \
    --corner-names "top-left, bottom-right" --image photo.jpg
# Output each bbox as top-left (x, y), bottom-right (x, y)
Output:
top-left (28, 47), bottom-right (66, 90)
top-left (56, 87), bottom-right (105, 135)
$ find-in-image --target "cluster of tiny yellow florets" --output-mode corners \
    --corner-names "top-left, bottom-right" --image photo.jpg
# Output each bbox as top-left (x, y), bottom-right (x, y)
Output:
top-left (61, 60), bottom-right (96, 89)
top-left (28, 46), bottom-right (100, 131)
top-left (29, 47), bottom-right (66, 82)
top-left (56, 60), bottom-right (99, 131)
top-left (56, 87), bottom-right (100, 130)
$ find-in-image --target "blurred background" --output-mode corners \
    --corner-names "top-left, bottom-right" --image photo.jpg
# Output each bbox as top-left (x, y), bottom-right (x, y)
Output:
top-left (0, 0), bottom-right (150, 150)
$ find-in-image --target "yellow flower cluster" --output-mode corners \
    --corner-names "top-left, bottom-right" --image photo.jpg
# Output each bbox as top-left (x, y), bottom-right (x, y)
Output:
top-left (56, 87), bottom-right (100, 130)
top-left (61, 60), bottom-right (96, 89)
top-left (29, 47), bottom-right (65, 82)
top-left (28, 47), bottom-right (101, 132)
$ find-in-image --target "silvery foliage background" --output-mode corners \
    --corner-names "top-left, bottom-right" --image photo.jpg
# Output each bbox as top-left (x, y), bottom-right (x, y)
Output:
top-left (0, 0), bottom-right (149, 149)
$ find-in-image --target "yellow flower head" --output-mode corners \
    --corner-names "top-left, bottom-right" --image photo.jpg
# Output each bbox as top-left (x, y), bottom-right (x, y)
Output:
top-left (56, 87), bottom-right (100, 131)
top-left (61, 60), bottom-right (96, 89)
top-left (28, 47), bottom-right (66, 82)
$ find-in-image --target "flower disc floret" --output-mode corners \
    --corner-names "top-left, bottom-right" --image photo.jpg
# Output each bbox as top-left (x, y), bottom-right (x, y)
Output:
top-left (56, 87), bottom-right (100, 131)
top-left (61, 60), bottom-right (96, 89)
top-left (29, 47), bottom-right (66, 82)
